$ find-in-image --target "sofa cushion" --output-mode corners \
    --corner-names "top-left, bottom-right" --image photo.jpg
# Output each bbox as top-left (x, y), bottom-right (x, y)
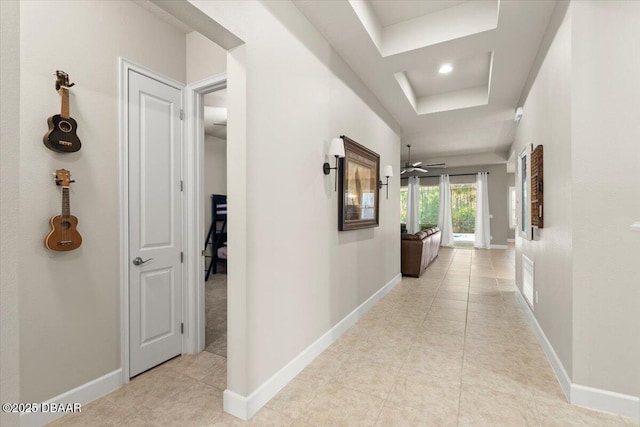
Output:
top-left (401, 233), bottom-right (422, 241)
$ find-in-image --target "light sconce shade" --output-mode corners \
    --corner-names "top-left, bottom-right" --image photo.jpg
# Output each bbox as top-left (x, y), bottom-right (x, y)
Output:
top-left (378, 165), bottom-right (393, 200)
top-left (328, 138), bottom-right (345, 158)
top-left (323, 136), bottom-right (345, 191)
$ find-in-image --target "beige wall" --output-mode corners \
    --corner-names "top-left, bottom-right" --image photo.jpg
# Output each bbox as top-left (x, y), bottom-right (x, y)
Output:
top-left (203, 135), bottom-right (227, 234)
top-left (512, 6), bottom-right (574, 377)
top-left (571, 0), bottom-right (640, 396)
top-left (1, 1), bottom-right (20, 425)
top-left (514, 1), bottom-right (640, 399)
top-left (190, 0), bottom-right (401, 394)
top-left (410, 164), bottom-right (509, 246)
top-left (18, 0), bottom-right (186, 402)
top-left (187, 31), bottom-right (227, 84)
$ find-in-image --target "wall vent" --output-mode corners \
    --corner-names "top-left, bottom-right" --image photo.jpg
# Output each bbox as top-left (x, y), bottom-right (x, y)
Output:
top-left (522, 254), bottom-right (535, 308)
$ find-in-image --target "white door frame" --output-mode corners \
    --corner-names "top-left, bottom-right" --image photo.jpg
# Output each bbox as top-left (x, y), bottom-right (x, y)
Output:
top-left (183, 74), bottom-right (227, 354)
top-left (118, 58), bottom-right (186, 382)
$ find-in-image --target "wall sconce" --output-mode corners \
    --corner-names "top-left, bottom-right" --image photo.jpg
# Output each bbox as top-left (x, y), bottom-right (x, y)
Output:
top-left (323, 137), bottom-right (345, 191)
top-left (378, 165), bottom-right (393, 200)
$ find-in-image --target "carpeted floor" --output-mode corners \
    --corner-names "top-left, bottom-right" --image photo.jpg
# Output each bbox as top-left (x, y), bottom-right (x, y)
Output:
top-left (204, 268), bottom-right (227, 357)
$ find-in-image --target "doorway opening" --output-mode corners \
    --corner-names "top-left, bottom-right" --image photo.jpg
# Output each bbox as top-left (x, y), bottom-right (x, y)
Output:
top-left (201, 88), bottom-right (228, 357)
top-left (451, 183), bottom-right (476, 247)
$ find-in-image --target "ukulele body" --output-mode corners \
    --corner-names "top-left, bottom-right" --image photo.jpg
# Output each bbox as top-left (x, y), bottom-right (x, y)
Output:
top-left (44, 114), bottom-right (81, 153)
top-left (44, 214), bottom-right (82, 251)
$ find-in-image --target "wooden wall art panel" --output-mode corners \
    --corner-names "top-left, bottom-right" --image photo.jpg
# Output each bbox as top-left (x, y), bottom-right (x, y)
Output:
top-left (531, 145), bottom-right (543, 228)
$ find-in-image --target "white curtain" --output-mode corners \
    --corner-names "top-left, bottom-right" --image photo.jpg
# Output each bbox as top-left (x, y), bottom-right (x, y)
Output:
top-left (474, 172), bottom-right (491, 249)
top-left (438, 174), bottom-right (454, 247)
top-left (406, 176), bottom-right (420, 234)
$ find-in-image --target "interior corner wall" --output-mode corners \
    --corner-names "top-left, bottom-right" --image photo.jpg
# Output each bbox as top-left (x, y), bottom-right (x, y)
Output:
top-left (18, 1), bottom-right (186, 403)
top-left (512, 6), bottom-right (573, 377)
top-left (190, 0), bottom-right (401, 394)
top-left (570, 0), bottom-right (640, 397)
top-left (1, 1), bottom-right (21, 426)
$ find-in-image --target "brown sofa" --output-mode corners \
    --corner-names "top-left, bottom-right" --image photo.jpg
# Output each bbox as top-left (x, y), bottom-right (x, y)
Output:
top-left (401, 227), bottom-right (441, 277)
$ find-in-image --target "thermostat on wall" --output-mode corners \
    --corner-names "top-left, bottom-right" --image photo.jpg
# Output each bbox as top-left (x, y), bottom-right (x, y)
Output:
top-left (631, 222), bottom-right (640, 232)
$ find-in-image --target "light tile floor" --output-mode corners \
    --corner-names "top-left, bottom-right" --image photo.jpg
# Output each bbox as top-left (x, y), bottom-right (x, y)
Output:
top-left (48, 248), bottom-right (639, 426)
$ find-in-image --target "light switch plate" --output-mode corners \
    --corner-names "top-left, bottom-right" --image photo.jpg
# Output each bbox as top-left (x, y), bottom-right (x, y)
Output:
top-left (631, 222), bottom-right (640, 232)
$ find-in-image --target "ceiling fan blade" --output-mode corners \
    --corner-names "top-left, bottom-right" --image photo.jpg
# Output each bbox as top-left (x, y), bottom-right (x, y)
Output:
top-left (412, 161), bottom-right (422, 167)
top-left (423, 162), bottom-right (445, 167)
top-left (400, 169), bottom-right (407, 174)
top-left (414, 168), bottom-right (428, 173)
top-left (425, 165), bottom-right (447, 169)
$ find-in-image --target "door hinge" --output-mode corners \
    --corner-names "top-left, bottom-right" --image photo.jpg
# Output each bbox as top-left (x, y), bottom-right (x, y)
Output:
top-left (181, 323), bottom-right (184, 334)
top-left (180, 180), bottom-right (184, 192)
top-left (180, 252), bottom-right (184, 263)
top-left (180, 109), bottom-right (184, 120)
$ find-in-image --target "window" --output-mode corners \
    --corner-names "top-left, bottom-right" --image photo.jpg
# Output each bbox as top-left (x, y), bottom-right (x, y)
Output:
top-left (450, 183), bottom-right (476, 233)
top-left (519, 145), bottom-right (533, 240)
top-left (509, 186), bottom-right (516, 229)
top-left (400, 185), bottom-right (439, 228)
top-left (401, 183), bottom-right (477, 233)
top-left (521, 153), bottom-right (528, 234)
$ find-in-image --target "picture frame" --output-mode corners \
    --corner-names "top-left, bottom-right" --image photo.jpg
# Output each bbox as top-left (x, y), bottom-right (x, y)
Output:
top-left (338, 136), bottom-right (380, 231)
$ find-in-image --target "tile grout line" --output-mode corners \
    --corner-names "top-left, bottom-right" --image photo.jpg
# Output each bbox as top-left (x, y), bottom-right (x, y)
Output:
top-left (374, 250), bottom-right (453, 426)
top-left (455, 248), bottom-right (471, 427)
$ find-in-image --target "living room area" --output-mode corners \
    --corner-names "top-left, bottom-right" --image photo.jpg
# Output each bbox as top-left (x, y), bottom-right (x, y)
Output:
top-left (400, 162), bottom-right (516, 277)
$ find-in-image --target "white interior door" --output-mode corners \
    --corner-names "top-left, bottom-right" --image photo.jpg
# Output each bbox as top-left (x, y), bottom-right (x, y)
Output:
top-left (128, 70), bottom-right (183, 377)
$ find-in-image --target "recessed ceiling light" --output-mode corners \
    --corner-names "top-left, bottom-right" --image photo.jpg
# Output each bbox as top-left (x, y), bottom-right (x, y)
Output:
top-left (439, 64), bottom-right (453, 74)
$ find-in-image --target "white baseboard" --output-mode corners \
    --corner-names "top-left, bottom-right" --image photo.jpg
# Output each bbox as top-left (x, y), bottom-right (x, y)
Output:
top-left (223, 389), bottom-right (249, 420)
top-left (572, 384), bottom-right (640, 420)
top-left (514, 289), bottom-right (572, 400)
top-left (490, 244), bottom-right (509, 249)
top-left (223, 273), bottom-right (402, 421)
top-left (20, 369), bottom-right (123, 427)
top-left (515, 289), bottom-right (639, 421)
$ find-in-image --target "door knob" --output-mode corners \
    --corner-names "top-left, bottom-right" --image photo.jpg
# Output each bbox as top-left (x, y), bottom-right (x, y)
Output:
top-left (132, 257), bottom-right (153, 266)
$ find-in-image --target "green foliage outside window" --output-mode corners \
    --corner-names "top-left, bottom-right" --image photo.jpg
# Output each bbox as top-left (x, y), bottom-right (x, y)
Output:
top-left (400, 183), bottom-right (476, 233)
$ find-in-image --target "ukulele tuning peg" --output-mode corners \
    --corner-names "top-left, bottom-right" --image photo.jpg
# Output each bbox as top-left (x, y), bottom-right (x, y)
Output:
top-left (54, 70), bottom-right (75, 90)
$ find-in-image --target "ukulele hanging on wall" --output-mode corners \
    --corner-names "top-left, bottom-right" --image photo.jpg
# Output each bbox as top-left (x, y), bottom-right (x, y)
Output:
top-left (45, 169), bottom-right (82, 251)
top-left (43, 71), bottom-right (82, 153)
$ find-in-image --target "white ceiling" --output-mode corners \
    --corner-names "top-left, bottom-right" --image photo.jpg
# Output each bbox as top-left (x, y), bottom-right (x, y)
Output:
top-left (370, 0), bottom-right (468, 27)
top-left (405, 51), bottom-right (491, 97)
top-left (294, 0), bottom-right (557, 164)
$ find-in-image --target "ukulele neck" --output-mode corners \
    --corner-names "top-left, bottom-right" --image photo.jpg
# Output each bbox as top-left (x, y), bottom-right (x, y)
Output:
top-left (62, 187), bottom-right (70, 217)
top-left (60, 87), bottom-right (70, 119)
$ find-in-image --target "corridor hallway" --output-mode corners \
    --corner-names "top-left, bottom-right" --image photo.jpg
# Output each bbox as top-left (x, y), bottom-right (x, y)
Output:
top-left (48, 248), bottom-right (636, 426)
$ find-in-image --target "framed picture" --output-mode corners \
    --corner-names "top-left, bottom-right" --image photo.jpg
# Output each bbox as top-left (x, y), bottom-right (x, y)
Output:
top-left (338, 136), bottom-right (380, 231)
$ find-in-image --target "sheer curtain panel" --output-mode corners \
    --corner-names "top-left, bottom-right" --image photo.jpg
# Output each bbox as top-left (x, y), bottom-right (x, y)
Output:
top-left (406, 176), bottom-right (420, 234)
top-left (438, 174), bottom-right (454, 247)
top-left (474, 172), bottom-right (491, 249)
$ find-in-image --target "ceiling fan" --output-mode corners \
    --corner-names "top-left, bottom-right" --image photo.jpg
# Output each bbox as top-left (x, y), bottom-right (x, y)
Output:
top-left (400, 144), bottom-right (446, 175)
